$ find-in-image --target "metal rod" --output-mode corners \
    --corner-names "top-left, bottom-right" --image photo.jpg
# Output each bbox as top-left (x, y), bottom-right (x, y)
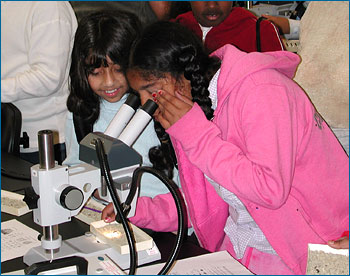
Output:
top-left (101, 175), bottom-right (107, 197)
top-left (43, 225), bottom-right (59, 242)
top-left (38, 130), bottom-right (59, 260)
top-left (38, 130), bottom-right (55, 170)
top-left (43, 225), bottom-right (60, 257)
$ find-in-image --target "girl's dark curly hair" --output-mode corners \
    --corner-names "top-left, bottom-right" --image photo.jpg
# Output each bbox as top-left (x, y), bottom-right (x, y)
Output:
top-left (129, 21), bottom-right (221, 178)
top-left (67, 11), bottom-right (141, 142)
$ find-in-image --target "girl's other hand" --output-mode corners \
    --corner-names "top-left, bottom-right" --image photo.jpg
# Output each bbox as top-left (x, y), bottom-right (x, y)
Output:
top-left (328, 235), bottom-right (349, 249)
top-left (155, 89), bottom-right (193, 129)
top-left (101, 202), bottom-right (116, 223)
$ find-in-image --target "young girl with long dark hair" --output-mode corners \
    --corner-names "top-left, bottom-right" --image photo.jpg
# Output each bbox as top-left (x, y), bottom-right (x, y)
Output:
top-left (65, 11), bottom-right (178, 197)
top-left (103, 21), bottom-right (349, 274)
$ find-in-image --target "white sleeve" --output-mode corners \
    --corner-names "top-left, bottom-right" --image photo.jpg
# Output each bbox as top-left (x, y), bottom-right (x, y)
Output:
top-left (284, 19), bottom-right (300, 40)
top-left (1, 2), bottom-right (76, 102)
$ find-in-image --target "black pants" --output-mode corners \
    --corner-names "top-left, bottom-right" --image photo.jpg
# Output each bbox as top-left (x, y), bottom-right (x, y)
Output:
top-left (20, 143), bottom-right (66, 165)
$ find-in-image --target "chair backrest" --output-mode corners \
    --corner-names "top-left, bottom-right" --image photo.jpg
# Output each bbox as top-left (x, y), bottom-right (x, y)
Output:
top-left (1, 103), bottom-right (22, 156)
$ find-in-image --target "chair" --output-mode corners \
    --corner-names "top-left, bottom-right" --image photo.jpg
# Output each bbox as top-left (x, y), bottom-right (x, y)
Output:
top-left (1, 102), bottom-right (29, 156)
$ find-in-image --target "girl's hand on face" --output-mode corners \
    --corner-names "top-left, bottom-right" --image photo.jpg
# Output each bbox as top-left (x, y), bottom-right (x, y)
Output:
top-left (101, 202), bottom-right (116, 223)
top-left (154, 89), bottom-right (194, 129)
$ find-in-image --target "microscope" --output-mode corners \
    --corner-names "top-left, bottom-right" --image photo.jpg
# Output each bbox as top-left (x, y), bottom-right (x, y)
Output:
top-left (22, 95), bottom-right (163, 273)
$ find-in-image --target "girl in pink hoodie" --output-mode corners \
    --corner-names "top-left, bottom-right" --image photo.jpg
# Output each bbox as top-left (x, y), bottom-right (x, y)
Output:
top-left (103, 21), bottom-right (349, 274)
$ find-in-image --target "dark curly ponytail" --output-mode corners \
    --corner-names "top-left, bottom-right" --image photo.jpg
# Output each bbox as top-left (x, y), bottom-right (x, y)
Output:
top-left (148, 121), bottom-right (177, 179)
top-left (129, 21), bottom-right (221, 177)
top-left (178, 45), bottom-right (214, 120)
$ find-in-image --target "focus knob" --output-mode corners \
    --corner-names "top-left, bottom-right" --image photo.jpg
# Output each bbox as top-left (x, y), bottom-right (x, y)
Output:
top-left (60, 186), bottom-right (84, 211)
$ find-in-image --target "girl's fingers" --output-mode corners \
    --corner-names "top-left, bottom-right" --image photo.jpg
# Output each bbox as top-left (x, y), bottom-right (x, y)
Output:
top-left (158, 99), bottom-right (189, 126)
top-left (155, 99), bottom-right (177, 129)
top-left (175, 90), bottom-right (194, 106)
top-left (157, 90), bottom-right (192, 113)
top-left (102, 202), bottom-right (116, 222)
top-left (154, 89), bottom-right (193, 128)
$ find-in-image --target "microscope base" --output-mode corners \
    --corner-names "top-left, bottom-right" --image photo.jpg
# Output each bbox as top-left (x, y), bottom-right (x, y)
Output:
top-left (23, 234), bottom-right (161, 270)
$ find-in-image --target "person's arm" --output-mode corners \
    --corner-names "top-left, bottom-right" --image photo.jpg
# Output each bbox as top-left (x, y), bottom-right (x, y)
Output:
top-left (1, 2), bottom-right (76, 102)
top-left (148, 1), bottom-right (172, 21)
top-left (102, 192), bottom-right (191, 232)
top-left (262, 14), bottom-right (300, 40)
top-left (262, 14), bottom-right (291, 34)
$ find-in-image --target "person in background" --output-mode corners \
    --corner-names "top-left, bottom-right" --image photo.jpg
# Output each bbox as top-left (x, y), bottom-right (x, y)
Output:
top-left (102, 21), bottom-right (349, 274)
top-left (70, 1), bottom-right (172, 25)
top-left (174, 1), bottom-right (284, 53)
top-left (148, 1), bottom-right (172, 21)
top-left (262, 2), bottom-right (349, 156)
top-left (1, 1), bottom-right (77, 164)
top-left (293, 1), bottom-right (349, 156)
top-left (65, 11), bottom-right (178, 198)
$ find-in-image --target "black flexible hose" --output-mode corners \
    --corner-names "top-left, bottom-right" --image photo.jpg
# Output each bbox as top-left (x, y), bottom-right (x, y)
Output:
top-left (130, 166), bottom-right (187, 275)
top-left (95, 138), bottom-right (187, 275)
top-left (95, 139), bottom-right (137, 275)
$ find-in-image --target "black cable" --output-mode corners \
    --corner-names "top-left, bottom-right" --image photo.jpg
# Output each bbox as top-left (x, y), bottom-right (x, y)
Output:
top-left (130, 166), bottom-right (187, 275)
top-left (95, 139), bottom-right (137, 275)
top-left (95, 138), bottom-right (187, 275)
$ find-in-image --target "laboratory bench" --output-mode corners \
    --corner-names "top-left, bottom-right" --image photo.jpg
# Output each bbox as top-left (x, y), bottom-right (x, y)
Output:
top-left (1, 153), bottom-right (209, 274)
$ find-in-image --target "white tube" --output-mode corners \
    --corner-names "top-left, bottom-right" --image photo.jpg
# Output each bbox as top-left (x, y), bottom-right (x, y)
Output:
top-left (118, 100), bottom-right (158, 147)
top-left (104, 104), bottom-right (136, 138)
top-left (104, 94), bottom-right (140, 138)
top-left (118, 109), bottom-right (152, 147)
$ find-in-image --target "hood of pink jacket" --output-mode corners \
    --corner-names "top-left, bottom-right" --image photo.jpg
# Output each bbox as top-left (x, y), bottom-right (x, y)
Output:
top-left (211, 44), bottom-right (300, 114)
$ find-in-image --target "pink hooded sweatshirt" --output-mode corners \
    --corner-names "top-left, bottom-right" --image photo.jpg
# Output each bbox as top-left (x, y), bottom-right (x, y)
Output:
top-left (130, 45), bottom-right (349, 274)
